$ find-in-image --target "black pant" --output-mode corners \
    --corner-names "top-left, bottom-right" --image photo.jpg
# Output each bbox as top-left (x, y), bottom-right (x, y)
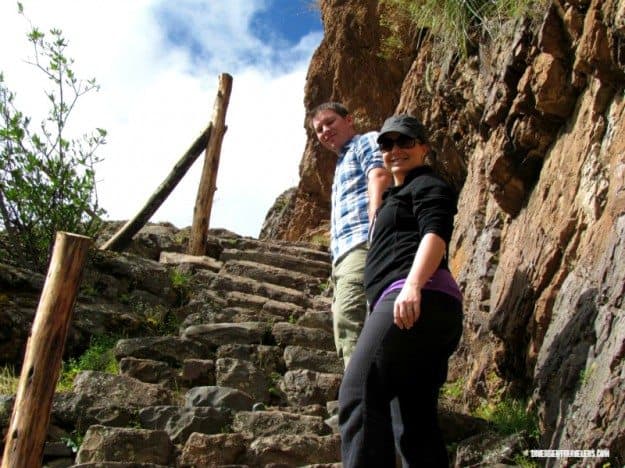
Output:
top-left (338, 289), bottom-right (463, 468)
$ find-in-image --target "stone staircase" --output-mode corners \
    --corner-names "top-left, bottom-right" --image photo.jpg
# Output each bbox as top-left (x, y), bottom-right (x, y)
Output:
top-left (65, 233), bottom-right (344, 467)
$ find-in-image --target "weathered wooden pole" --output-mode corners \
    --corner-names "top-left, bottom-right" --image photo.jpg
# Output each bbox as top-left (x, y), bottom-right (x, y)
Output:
top-left (188, 73), bottom-right (233, 255)
top-left (2, 232), bottom-right (92, 468)
top-left (100, 124), bottom-right (213, 252)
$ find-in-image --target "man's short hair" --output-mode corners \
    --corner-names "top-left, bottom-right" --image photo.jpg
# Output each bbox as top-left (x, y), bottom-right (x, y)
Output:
top-left (307, 102), bottom-right (349, 129)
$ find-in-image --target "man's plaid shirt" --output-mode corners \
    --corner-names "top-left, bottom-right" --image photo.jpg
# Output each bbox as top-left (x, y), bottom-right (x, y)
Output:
top-left (331, 132), bottom-right (384, 263)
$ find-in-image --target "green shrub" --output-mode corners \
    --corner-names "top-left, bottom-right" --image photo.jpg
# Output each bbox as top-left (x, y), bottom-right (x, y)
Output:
top-left (0, 3), bottom-right (106, 272)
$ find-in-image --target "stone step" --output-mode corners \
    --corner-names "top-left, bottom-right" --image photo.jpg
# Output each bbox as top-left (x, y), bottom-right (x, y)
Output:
top-left (221, 259), bottom-right (324, 294)
top-left (178, 432), bottom-right (341, 466)
top-left (272, 322), bottom-right (335, 352)
top-left (75, 425), bottom-right (175, 465)
top-left (284, 345), bottom-right (343, 375)
top-left (182, 306), bottom-right (292, 327)
top-left (296, 309), bottom-right (333, 333)
top-left (220, 248), bottom-right (330, 280)
top-left (224, 291), bottom-right (306, 320)
top-left (208, 234), bottom-right (332, 264)
top-left (139, 405), bottom-right (231, 444)
top-left (116, 357), bottom-right (215, 389)
top-left (311, 295), bottom-right (333, 310)
top-left (159, 251), bottom-right (223, 272)
top-left (232, 410), bottom-right (331, 438)
top-left (215, 357), bottom-right (273, 403)
top-left (211, 272), bottom-right (311, 309)
top-left (114, 335), bottom-right (212, 366)
top-left (181, 322), bottom-right (270, 350)
top-left (216, 344), bottom-right (285, 375)
top-left (279, 369), bottom-right (343, 407)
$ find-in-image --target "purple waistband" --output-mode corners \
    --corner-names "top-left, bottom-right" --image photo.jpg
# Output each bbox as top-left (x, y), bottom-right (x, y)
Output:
top-left (372, 269), bottom-right (463, 310)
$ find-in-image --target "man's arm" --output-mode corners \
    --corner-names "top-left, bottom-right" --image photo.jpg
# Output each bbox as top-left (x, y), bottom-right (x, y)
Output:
top-left (367, 167), bottom-right (392, 223)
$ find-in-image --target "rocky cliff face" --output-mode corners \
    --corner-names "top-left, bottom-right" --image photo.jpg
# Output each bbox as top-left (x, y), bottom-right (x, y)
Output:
top-left (264, 0), bottom-right (625, 462)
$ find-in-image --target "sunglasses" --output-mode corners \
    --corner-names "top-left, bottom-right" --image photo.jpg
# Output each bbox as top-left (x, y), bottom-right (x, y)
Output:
top-left (378, 134), bottom-right (419, 152)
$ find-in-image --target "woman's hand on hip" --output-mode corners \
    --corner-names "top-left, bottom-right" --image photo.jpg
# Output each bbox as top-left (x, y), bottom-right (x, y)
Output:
top-left (393, 283), bottom-right (421, 329)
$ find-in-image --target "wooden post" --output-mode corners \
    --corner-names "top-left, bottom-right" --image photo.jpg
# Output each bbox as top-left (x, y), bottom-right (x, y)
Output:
top-left (100, 124), bottom-right (212, 252)
top-left (2, 232), bottom-right (92, 468)
top-left (188, 73), bottom-right (233, 255)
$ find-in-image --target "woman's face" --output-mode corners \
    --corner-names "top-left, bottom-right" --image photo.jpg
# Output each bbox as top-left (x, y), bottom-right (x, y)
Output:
top-left (379, 132), bottom-right (429, 184)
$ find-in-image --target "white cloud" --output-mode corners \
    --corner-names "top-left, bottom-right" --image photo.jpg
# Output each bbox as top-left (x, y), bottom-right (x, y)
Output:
top-left (0, 0), bottom-right (321, 237)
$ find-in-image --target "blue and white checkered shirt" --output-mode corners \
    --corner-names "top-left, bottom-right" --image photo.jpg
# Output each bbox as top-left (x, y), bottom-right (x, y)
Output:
top-left (331, 132), bottom-right (384, 263)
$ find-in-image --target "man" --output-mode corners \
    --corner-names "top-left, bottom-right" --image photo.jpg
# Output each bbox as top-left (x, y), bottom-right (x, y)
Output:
top-left (308, 102), bottom-right (391, 367)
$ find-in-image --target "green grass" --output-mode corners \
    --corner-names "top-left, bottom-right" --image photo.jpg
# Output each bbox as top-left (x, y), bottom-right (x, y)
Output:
top-left (309, 233), bottom-right (329, 248)
top-left (61, 430), bottom-right (84, 454)
top-left (0, 336), bottom-right (120, 396)
top-left (57, 334), bottom-right (120, 392)
top-left (170, 268), bottom-right (191, 290)
top-left (0, 366), bottom-right (19, 395)
top-left (474, 397), bottom-right (539, 439)
top-left (268, 371), bottom-right (283, 398)
top-left (147, 308), bottom-right (182, 336)
top-left (170, 268), bottom-right (192, 306)
top-left (470, 396), bottom-right (540, 466)
top-left (118, 287), bottom-right (182, 335)
top-left (380, 0), bottom-right (548, 58)
top-left (579, 362), bottom-right (596, 387)
top-left (513, 453), bottom-right (540, 468)
top-left (441, 377), bottom-right (465, 401)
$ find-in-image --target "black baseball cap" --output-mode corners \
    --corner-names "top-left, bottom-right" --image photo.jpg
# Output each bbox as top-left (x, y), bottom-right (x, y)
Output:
top-left (377, 115), bottom-right (427, 143)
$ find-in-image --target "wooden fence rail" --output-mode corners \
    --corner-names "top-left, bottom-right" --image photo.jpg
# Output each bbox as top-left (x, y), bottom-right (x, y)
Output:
top-left (102, 72), bottom-right (233, 254)
top-left (100, 124), bottom-right (212, 252)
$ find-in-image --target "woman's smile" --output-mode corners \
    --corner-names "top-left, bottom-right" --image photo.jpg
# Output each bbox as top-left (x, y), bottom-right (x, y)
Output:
top-left (381, 132), bottom-right (429, 185)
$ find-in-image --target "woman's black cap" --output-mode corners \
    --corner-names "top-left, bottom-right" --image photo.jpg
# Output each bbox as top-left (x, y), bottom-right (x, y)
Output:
top-left (377, 115), bottom-right (427, 142)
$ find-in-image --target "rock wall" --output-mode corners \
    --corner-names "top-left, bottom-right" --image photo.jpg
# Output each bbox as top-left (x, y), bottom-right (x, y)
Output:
top-left (264, 0), bottom-right (625, 462)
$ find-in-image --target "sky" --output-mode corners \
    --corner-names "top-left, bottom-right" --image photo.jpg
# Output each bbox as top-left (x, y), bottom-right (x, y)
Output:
top-left (0, 0), bottom-right (323, 238)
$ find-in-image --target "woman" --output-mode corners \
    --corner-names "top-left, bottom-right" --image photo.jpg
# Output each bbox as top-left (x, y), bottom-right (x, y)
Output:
top-left (338, 115), bottom-right (463, 467)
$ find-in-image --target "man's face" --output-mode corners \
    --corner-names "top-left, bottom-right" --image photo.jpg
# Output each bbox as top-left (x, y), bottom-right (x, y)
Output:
top-left (311, 109), bottom-right (356, 154)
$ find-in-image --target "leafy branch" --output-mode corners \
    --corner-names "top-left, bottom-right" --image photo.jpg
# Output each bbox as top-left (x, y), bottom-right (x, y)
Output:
top-left (0, 3), bottom-right (107, 271)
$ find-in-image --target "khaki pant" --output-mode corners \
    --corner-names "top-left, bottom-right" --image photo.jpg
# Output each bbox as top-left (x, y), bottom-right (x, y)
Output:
top-left (331, 244), bottom-right (368, 368)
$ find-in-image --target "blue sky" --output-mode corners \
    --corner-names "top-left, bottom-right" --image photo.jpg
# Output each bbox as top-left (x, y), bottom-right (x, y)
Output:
top-left (0, 0), bottom-right (323, 237)
top-left (251, 1), bottom-right (322, 47)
